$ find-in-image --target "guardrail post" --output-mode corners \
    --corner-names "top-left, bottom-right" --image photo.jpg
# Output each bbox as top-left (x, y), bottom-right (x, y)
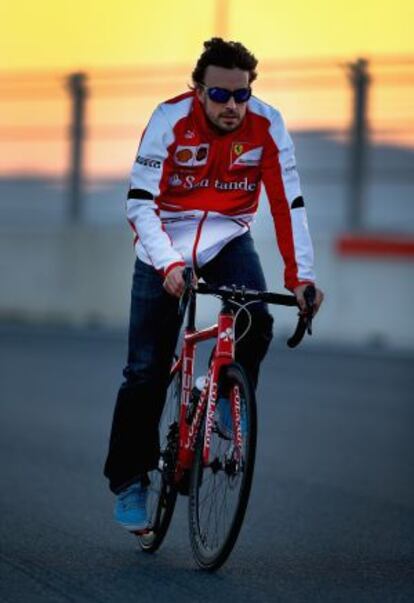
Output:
top-left (67, 72), bottom-right (87, 222)
top-left (347, 58), bottom-right (370, 230)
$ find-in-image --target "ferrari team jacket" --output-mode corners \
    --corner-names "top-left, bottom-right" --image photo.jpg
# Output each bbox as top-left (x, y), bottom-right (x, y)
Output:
top-left (126, 91), bottom-right (315, 290)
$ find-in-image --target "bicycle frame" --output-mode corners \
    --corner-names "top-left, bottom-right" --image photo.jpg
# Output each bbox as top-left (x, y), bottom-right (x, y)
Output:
top-left (171, 292), bottom-right (243, 485)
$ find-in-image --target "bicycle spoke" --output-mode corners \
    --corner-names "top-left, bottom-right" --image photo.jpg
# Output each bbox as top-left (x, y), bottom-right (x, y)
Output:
top-left (196, 442), bottom-right (244, 547)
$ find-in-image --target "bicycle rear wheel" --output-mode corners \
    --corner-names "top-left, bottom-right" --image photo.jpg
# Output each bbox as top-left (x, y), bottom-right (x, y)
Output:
top-left (188, 363), bottom-right (257, 570)
top-left (138, 367), bottom-right (180, 552)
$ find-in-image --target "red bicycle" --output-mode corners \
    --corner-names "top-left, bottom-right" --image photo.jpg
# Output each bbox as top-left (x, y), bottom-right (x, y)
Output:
top-left (138, 269), bottom-right (315, 570)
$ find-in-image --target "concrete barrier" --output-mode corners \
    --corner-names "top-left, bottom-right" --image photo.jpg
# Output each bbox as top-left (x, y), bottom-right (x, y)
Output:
top-left (0, 224), bottom-right (133, 325)
top-left (1, 224), bottom-right (413, 348)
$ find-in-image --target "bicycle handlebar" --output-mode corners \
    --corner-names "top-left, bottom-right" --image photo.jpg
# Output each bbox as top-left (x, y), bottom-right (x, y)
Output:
top-left (179, 268), bottom-right (315, 348)
top-left (195, 282), bottom-right (297, 306)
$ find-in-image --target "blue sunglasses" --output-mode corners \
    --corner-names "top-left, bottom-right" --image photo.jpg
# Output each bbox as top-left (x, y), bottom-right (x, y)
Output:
top-left (201, 84), bottom-right (252, 104)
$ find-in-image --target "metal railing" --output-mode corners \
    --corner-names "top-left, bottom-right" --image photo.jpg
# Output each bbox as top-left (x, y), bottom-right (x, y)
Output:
top-left (1, 55), bottom-right (413, 228)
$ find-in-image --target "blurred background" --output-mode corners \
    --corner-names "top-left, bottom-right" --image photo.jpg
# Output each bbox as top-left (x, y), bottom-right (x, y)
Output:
top-left (1, 0), bottom-right (414, 347)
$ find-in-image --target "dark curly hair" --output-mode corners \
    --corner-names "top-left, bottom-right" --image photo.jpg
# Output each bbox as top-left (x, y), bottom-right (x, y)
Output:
top-left (192, 38), bottom-right (258, 85)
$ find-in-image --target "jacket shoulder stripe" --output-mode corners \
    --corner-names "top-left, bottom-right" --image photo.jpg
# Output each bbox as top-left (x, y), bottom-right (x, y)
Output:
top-left (159, 95), bottom-right (193, 128)
top-left (248, 96), bottom-right (280, 124)
top-left (164, 91), bottom-right (194, 105)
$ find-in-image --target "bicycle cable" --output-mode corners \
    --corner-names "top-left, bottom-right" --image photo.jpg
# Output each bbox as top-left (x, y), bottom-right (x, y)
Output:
top-left (214, 296), bottom-right (261, 344)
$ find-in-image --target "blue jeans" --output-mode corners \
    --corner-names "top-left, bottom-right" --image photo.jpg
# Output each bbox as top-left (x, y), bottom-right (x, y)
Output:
top-left (104, 232), bottom-right (273, 492)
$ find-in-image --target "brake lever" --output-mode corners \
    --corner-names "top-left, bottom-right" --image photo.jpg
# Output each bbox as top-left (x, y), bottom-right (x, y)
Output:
top-left (183, 266), bottom-right (193, 288)
top-left (302, 285), bottom-right (316, 335)
top-left (287, 285), bottom-right (316, 348)
top-left (177, 267), bottom-right (193, 322)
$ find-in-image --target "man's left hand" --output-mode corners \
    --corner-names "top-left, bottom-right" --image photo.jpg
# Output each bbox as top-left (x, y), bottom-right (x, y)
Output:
top-left (293, 284), bottom-right (324, 317)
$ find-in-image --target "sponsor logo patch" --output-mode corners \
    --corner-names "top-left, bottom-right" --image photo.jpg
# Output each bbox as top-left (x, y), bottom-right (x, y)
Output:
top-left (177, 176), bottom-right (257, 192)
top-left (174, 144), bottom-right (209, 166)
top-left (169, 173), bottom-right (183, 186)
top-left (283, 160), bottom-right (298, 176)
top-left (136, 155), bottom-right (161, 169)
top-left (175, 148), bottom-right (193, 164)
top-left (230, 143), bottom-right (263, 168)
top-left (196, 146), bottom-right (208, 162)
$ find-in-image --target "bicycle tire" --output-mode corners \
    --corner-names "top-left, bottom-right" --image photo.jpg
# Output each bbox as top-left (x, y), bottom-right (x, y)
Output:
top-left (188, 362), bottom-right (257, 570)
top-left (138, 367), bottom-right (180, 553)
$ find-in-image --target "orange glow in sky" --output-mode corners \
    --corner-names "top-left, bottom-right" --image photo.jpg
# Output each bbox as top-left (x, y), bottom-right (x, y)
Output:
top-left (1, 0), bottom-right (413, 176)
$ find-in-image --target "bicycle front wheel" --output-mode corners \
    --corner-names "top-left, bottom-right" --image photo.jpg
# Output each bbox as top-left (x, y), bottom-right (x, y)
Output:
top-left (138, 367), bottom-right (180, 553)
top-left (188, 363), bottom-right (257, 570)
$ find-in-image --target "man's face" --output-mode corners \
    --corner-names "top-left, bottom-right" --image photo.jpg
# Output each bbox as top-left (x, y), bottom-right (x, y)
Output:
top-left (196, 65), bottom-right (250, 133)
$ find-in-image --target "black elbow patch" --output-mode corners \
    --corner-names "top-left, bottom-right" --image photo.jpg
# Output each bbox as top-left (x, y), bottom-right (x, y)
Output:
top-left (127, 188), bottom-right (154, 200)
top-left (291, 196), bottom-right (305, 209)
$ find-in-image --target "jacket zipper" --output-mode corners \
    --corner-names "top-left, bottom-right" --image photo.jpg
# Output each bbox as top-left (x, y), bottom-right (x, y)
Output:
top-left (192, 211), bottom-right (208, 271)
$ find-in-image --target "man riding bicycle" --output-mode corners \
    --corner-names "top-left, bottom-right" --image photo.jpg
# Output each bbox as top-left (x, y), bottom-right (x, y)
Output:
top-left (104, 37), bottom-right (324, 532)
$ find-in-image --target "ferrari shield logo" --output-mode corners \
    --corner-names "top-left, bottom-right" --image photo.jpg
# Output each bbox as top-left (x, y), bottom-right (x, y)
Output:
top-left (233, 143), bottom-right (244, 156)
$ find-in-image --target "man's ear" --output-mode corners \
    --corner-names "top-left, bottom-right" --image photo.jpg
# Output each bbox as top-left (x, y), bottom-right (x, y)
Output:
top-left (195, 86), bottom-right (204, 104)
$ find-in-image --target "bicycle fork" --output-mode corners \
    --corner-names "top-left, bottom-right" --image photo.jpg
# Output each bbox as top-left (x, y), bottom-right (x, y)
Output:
top-left (202, 312), bottom-right (236, 464)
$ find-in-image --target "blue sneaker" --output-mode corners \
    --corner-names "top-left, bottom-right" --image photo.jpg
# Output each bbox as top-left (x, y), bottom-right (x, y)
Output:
top-left (114, 481), bottom-right (149, 532)
top-left (215, 397), bottom-right (247, 440)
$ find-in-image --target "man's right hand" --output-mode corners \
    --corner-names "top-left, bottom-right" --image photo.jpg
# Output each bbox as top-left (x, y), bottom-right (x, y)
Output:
top-left (163, 266), bottom-right (185, 298)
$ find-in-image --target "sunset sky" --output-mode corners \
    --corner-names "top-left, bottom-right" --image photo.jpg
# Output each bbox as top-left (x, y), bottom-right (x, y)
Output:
top-left (2, 0), bottom-right (413, 71)
top-left (1, 0), bottom-right (413, 177)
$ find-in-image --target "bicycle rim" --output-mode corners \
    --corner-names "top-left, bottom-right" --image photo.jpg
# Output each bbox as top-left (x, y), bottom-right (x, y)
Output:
top-left (188, 363), bottom-right (257, 570)
top-left (138, 367), bottom-right (180, 552)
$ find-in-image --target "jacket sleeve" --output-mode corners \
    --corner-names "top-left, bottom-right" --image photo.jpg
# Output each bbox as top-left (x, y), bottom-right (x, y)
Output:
top-left (126, 105), bottom-right (185, 275)
top-left (261, 109), bottom-right (315, 291)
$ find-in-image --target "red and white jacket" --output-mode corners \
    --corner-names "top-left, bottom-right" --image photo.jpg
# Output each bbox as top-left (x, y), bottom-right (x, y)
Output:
top-left (127, 91), bottom-right (315, 290)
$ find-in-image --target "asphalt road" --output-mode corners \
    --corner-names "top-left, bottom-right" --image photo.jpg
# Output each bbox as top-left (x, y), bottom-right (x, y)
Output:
top-left (0, 324), bottom-right (413, 602)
